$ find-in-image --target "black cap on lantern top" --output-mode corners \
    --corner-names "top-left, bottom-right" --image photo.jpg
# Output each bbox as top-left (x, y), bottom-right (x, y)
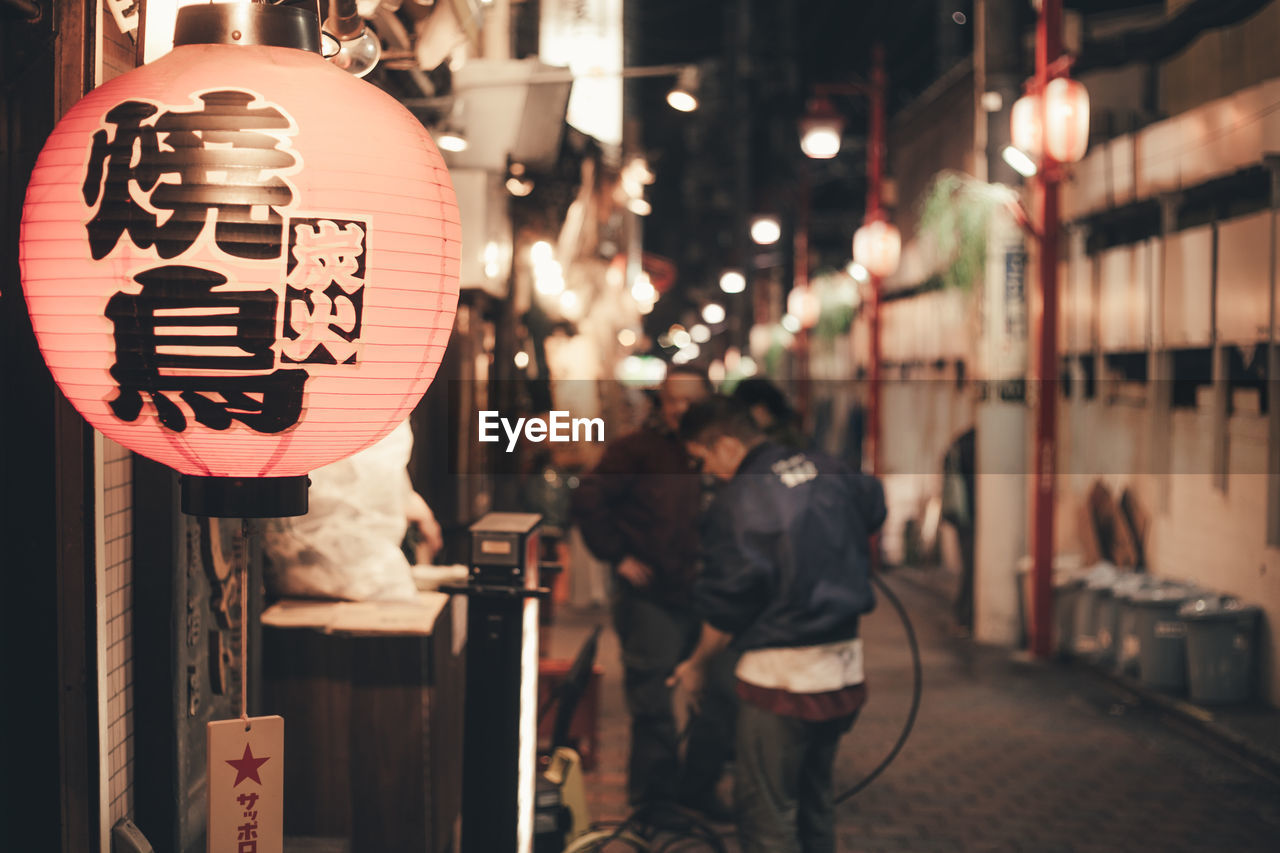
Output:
top-left (173, 1), bottom-right (322, 54)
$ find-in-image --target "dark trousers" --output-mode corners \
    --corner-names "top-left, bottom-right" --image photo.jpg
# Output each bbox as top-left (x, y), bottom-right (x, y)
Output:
top-left (734, 700), bottom-right (856, 853)
top-left (612, 585), bottom-right (736, 805)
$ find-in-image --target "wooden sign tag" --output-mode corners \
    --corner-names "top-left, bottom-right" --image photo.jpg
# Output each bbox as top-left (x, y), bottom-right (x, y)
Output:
top-left (207, 716), bottom-right (284, 853)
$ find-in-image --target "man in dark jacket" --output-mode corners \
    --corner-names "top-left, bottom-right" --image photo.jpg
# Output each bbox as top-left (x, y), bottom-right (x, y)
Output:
top-left (669, 395), bottom-right (886, 853)
top-left (571, 368), bottom-right (733, 814)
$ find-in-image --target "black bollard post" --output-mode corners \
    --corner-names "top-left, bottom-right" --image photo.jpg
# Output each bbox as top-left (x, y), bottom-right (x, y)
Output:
top-left (448, 512), bottom-right (547, 853)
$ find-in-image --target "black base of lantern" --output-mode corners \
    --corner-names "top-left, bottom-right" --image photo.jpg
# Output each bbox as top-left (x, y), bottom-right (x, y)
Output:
top-left (181, 475), bottom-right (310, 518)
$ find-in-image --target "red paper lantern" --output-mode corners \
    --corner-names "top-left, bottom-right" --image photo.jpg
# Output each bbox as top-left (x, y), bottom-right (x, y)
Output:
top-left (1010, 93), bottom-right (1043, 158)
top-left (786, 285), bottom-right (821, 330)
top-left (852, 219), bottom-right (901, 280)
top-left (18, 3), bottom-right (460, 516)
top-left (1044, 77), bottom-right (1090, 164)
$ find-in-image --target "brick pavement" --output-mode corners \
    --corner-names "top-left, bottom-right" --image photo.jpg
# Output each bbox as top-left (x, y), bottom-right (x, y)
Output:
top-left (544, 573), bottom-right (1280, 852)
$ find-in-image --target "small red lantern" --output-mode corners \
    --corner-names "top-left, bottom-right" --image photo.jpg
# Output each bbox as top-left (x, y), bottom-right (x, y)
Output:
top-left (1044, 77), bottom-right (1090, 163)
top-left (19, 3), bottom-right (460, 516)
top-left (1010, 93), bottom-right (1043, 158)
top-left (852, 219), bottom-right (901, 279)
top-left (786, 285), bottom-right (821, 329)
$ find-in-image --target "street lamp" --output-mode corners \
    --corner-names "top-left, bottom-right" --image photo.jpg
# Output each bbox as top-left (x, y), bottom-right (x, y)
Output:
top-left (1020, 0), bottom-right (1090, 660)
top-left (799, 96), bottom-right (844, 159)
top-left (798, 47), bottom-right (893, 480)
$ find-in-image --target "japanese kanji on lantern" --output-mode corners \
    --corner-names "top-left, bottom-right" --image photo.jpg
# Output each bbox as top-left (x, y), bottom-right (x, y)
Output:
top-left (18, 2), bottom-right (460, 517)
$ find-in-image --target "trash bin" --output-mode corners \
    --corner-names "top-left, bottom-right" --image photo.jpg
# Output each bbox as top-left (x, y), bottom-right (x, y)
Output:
top-left (1055, 575), bottom-right (1086, 657)
top-left (1179, 596), bottom-right (1262, 705)
top-left (1112, 574), bottom-right (1163, 677)
top-left (1016, 555), bottom-right (1087, 655)
top-left (1131, 585), bottom-right (1199, 692)
top-left (1073, 563), bottom-right (1119, 657)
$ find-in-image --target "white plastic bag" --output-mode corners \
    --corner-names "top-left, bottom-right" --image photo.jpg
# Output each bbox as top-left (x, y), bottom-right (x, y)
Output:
top-left (263, 420), bottom-right (419, 601)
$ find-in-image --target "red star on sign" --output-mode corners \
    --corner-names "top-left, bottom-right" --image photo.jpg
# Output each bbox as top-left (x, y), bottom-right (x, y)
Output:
top-left (225, 742), bottom-right (270, 787)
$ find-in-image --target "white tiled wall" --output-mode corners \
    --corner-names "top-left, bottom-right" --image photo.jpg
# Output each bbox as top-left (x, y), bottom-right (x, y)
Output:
top-left (99, 436), bottom-right (134, 832)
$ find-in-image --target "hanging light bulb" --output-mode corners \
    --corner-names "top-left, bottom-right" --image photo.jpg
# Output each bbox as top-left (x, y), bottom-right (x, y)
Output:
top-left (799, 96), bottom-right (843, 159)
top-left (437, 129), bottom-right (468, 152)
top-left (750, 215), bottom-right (782, 246)
top-left (325, 0), bottom-right (382, 78)
top-left (719, 270), bottom-right (746, 294)
top-left (667, 66), bottom-right (700, 112)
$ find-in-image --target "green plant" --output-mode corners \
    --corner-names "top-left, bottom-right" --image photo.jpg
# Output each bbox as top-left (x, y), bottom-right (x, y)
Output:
top-left (919, 171), bottom-right (1014, 292)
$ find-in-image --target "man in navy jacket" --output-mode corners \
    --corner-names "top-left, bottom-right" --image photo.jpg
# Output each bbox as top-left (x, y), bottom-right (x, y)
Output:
top-left (669, 395), bottom-right (886, 853)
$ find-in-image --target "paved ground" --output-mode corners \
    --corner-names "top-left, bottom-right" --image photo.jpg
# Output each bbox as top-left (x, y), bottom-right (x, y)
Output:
top-left (544, 573), bottom-right (1280, 852)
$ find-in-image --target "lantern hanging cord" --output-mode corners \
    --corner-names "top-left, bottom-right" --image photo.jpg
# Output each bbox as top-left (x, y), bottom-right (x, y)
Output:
top-left (240, 517), bottom-right (250, 730)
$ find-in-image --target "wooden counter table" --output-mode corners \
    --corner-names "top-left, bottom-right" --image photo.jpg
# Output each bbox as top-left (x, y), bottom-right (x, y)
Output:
top-left (260, 593), bottom-right (465, 853)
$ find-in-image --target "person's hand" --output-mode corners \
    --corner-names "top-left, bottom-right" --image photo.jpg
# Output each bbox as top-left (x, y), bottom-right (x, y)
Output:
top-left (666, 658), bottom-right (706, 714)
top-left (617, 556), bottom-right (654, 588)
top-left (406, 492), bottom-right (444, 562)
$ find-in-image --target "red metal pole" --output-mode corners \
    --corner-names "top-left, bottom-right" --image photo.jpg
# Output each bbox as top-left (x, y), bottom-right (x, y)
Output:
top-left (867, 45), bottom-right (885, 479)
top-left (1031, 0), bottom-right (1062, 659)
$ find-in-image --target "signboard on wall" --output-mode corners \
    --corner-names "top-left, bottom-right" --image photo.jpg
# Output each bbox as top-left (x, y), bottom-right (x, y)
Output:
top-left (978, 206), bottom-right (1029, 382)
top-left (539, 0), bottom-right (623, 149)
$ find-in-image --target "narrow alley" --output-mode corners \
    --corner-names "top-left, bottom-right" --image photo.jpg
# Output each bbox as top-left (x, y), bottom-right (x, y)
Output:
top-left (548, 572), bottom-right (1280, 852)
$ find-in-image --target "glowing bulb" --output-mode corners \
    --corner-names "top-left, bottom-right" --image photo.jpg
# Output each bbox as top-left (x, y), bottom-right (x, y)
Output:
top-left (514, 351), bottom-right (530, 369)
top-left (483, 241), bottom-right (502, 279)
top-left (667, 90), bottom-right (698, 112)
top-left (632, 274), bottom-right (656, 302)
top-left (507, 178), bottom-right (533, 196)
top-left (800, 125), bottom-right (841, 159)
top-left (720, 271), bottom-right (746, 294)
top-left (559, 290), bottom-right (583, 319)
top-left (672, 329), bottom-right (692, 348)
top-left (534, 261), bottom-right (565, 296)
top-left (690, 323), bottom-right (710, 343)
top-left (702, 302), bottom-right (726, 324)
top-left (437, 131), bottom-right (468, 153)
top-left (618, 328), bottom-right (637, 347)
top-left (530, 241), bottom-right (554, 265)
top-left (627, 197), bottom-right (652, 216)
top-left (750, 215), bottom-right (781, 245)
top-left (781, 314), bottom-right (801, 334)
top-left (1003, 145), bottom-right (1038, 177)
top-left (847, 261), bottom-right (869, 283)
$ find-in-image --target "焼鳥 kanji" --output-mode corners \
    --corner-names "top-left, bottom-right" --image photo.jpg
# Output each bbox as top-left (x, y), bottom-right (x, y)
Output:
top-left (106, 265), bottom-right (306, 433)
top-left (82, 90), bottom-right (297, 261)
